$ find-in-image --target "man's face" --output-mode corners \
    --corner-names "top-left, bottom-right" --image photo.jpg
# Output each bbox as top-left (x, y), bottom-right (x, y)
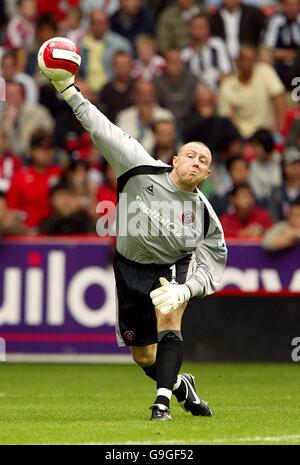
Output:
top-left (121, 0), bottom-right (141, 16)
top-left (52, 190), bottom-right (79, 216)
top-left (113, 53), bottom-right (133, 80)
top-left (31, 146), bottom-right (54, 168)
top-left (189, 17), bottom-right (210, 43)
top-left (173, 143), bottom-right (211, 188)
top-left (289, 204), bottom-right (300, 229)
top-left (223, 0), bottom-right (241, 11)
top-left (195, 86), bottom-right (215, 110)
top-left (0, 198), bottom-right (7, 220)
top-left (20, 0), bottom-right (37, 21)
top-left (237, 47), bottom-right (256, 77)
top-left (231, 188), bottom-right (254, 218)
top-left (6, 83), bottom-right (24, 107)
top-left (229, 160), bottom-right (249, 185)
top-left (134, 81), bottom-right (156, 105)
top-left (178, 0), bottom-right (193, 11)
top-left (0, 130), bottom-right (7, 154)
top-left (165, 50), bottom-right (183, 79)
top-left (284, 160), bottom-right (300, 180)
top-left (283, 0), bottom-right (300, 21)
top-left (1, 56), bottom-right (17, 81)
top-left (90, 11), bottom-right (108, 40)
top-left (154, 121), bottom-right (176, 148)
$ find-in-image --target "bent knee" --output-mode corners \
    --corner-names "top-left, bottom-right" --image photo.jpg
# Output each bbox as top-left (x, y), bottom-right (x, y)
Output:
top-left (131, 345), bottom-right (156, 367)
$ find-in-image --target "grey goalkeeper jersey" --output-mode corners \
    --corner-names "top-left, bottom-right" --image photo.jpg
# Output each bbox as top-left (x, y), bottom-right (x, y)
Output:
top-left (68, 92), bottom-right (228, 297)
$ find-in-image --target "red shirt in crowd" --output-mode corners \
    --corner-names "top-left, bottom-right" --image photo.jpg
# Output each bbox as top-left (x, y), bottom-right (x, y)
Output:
top-left (36, 0), bottom-right (80, 21)
top-left (7, 165), bottom-right (62, 227)
top-left (96, 184), bottom-right (117, 207)
top-left (220, 207), bottom-right (273, 239)
top-left (0, 151), bottom-right (22, 193)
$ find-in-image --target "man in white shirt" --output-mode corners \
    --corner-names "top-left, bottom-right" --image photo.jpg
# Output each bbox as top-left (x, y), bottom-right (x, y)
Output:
top-left (210, 0), bottom-right (266, 59)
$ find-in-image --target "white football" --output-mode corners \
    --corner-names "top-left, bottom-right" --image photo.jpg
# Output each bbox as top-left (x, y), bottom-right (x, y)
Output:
top-left (38, 37), bottom-right (81, 81)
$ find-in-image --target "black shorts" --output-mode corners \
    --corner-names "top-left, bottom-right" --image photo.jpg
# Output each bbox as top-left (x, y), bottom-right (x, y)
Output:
top-left (113, 250), bottom-right (192, 347)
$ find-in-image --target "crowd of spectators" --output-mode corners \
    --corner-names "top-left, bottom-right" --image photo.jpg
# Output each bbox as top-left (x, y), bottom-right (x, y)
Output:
top-left (1, 0), bottom-right (300, 252)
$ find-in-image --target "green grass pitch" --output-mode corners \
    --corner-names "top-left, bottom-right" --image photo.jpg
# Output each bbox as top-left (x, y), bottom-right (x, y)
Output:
top-left (0, 363), bottom-right (299, 445)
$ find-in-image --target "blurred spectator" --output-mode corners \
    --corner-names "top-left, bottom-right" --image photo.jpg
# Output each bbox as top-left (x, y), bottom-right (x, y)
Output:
top-left (0, 1), bottom-right (8, 44)
top-left (0, 81), bottom-right (54, 157)
top-left (211, 0), bottom-right (265, 59)
top-left (80, 0), bottom-right (120, 18)
top-left (218, 44), bottom-right (285, 138)
top-left (110, 0), bottom-right (154, 47)
top-left (96, 161), bottom-right (117, 206)
top-left (143, 0), bottom-right (175, 19)
top-left (156, 0), bottom-right (203, 52)
top-left (7, 130), bottom-right (62, 228)
top-left (0, 127), bottom-right (22, 194)
top-left (99, 50), bottom-right (134, 123)
top-left (210, 155), bottom-right (250, 215)
top-left (36, 0), bottom-right (80, 23)
top-left (263, 0), bottom-right (300, 88)
top-left (153, 48), bottom-right (199, 128)
top-left (62, 158), bottom-right (96, 209)
top-left (116, 79), bottom-right (174, 152)
top-left (132, 34), bottom-right (165, 80)
top-left (26, 13), bottom-right (58, 77)
top-left (5, 0), bottom-right (36, 49)
top-left (249, 128), bottom-right (282, 201)
top-left (63, 5), bottom-right (86, 44)
top-left (0, 50), bottom-right (38, 103)
top-left (220, 182), bottom-right (273, 238)
top-left (182, 13), bottom-right (232, 90)
top-left (39, 182), bottom-right (95, 235)
top-left (151, 119), bottom-right (178, 163)
top-left (209, 0), bottom-right (266, 59)
top-left (205, 133), bottom-right (244, 196)
top-left (263, 197), bottom-right (300, 251)
top-left (79, 9), bottom-right (132, 92)
top-left (287, 118), bottom-right (300, 149)
top-left (268, 145), bottom-right (300, 220)
top-left (0, 191), bottom-right (28, 236)
top-left (94, 161), bottom-right (117, 236)
top-left (54, 78), bottom-right (97, 156)
top-left (183, 84), bottom-right (240, 157)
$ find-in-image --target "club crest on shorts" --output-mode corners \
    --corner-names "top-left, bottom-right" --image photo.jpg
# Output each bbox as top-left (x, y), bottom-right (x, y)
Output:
top-left (124, 330), bottom-right (136, 341)
top-left (182, 211), bottom-right (195, 224)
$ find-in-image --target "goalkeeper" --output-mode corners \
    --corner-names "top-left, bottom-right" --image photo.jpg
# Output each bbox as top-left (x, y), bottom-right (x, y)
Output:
top-left (50, 74), bottom-right (227, 421)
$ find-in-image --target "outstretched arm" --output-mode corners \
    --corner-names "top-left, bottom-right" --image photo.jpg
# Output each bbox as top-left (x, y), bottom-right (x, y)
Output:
top-left (51, 80), bottom-right (167, 177)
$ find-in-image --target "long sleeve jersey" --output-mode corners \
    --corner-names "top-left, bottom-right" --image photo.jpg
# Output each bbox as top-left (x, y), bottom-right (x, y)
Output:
top-left (67, 92), bottom-right (228, 297)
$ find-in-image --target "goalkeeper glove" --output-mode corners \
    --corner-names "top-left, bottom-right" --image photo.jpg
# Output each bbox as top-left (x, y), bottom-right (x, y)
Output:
top-left (48, 76), bottom-right (78, 100)
top-left (150, 277), bottom-right (191, 315)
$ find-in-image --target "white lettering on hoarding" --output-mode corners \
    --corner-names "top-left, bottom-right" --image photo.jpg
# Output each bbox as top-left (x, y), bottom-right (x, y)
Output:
top-left (0, 251), bottom-right (116, 327)
top-left (67, 267), bottom-right (115, 327)
top-left (0, 269), bottom-right (21, 325)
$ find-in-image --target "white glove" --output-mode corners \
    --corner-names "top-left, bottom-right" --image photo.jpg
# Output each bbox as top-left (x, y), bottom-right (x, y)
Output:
top-left (50, 76), bottom-right (78, 101)
top-left (150, 277), bottom-right (191, 315)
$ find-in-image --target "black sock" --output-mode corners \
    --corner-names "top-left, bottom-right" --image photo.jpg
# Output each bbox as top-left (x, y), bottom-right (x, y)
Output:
top-left (155, 330), bottom-right (184, 407)
top-left (173, 379), bottom-right (187, 402)
top-left (141, 357), bottom-right (186, 402)
top-left (142, 362), bottom-right (157, 382)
